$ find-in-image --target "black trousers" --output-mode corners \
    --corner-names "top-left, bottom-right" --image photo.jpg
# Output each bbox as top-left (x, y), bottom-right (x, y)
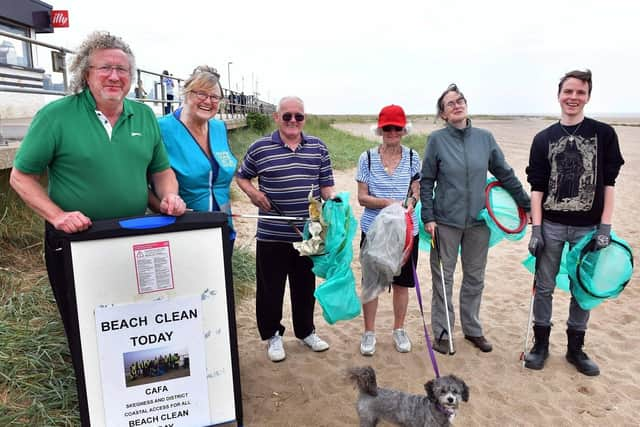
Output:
top-left (255, 241), bottom-right (316, 340)
top-left (44, 224), bottom-right (91, 426)
top-left (164, 94), bottom-right (174, 115)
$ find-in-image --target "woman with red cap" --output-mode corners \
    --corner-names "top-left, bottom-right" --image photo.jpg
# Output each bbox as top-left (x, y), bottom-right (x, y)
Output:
top-left (356, 104), bottom-right (421, 356)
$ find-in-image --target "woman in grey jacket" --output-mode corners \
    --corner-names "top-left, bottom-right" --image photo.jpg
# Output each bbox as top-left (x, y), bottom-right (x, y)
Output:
top-left (420, 84), bottom-right (530, 355)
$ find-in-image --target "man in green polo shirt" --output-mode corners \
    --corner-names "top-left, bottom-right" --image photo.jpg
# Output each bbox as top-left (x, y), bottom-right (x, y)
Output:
top-left (9, 31), bottom-right (185, 426)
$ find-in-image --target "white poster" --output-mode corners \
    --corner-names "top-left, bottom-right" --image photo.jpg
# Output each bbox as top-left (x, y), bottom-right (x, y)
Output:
top-left (133, 241), bottom-right (175, 294)
top-left (95, 296), bottom-right (211, 427)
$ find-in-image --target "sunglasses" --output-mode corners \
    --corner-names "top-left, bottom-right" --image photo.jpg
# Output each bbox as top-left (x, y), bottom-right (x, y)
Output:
top-left (282, 112), bottom-right (305, 122)
top-left (381, 125), bottom-right (404, 132)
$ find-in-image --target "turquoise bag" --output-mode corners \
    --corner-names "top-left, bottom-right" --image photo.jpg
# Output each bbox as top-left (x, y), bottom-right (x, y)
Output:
top-left (419, 177), bottom-right (526, 252)
top-left (522, 230), bottom-right (634, 309)
top-left (522, 243), bottom-right (571, 292)
top-left (477, 177), bottom-right (527, 246)
top-left (566, 230), bottom-right (634, 310)
top-left (311, 192), bottom-right (361, 324)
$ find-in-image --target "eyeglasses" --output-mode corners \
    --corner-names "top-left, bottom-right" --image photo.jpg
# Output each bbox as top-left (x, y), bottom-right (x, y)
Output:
top-left (90, 65), bottom-right (130, 77)
top-left (191, 91), bottom-right (223, 102)
top-left (282, 112), bottom-right (305, 122)
top-left (381, 125), bottom-right (404, 132)
top-left (445, 97), bottom-right (466, 109)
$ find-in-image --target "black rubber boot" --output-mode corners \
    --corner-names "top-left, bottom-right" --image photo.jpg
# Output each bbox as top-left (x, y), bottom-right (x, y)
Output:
top-left (566, 329), bottom-right (600, 376)
top-left (524, 325), bottom-right (550, 370)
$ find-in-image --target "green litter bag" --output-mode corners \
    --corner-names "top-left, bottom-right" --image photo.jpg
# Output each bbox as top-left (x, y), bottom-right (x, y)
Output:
top-left (522, 243), bottom-right (571, 292)
top-left (566, 230), bottom-right (634, 310)
top-left (311, 192), bottom-right (361, 324)
top-left (416, 201), bottom-right (433, 252)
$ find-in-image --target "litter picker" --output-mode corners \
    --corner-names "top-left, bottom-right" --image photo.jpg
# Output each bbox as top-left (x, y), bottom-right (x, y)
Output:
top-left (186, 208), bottom-right (307, 222)
top-left (231, 214), bottom-right (308, 222)
top-left (187, 209), bottom-right (308, 236)
top-left (264, 196), bottom-right (305, 238)
top-left (520, 257), bottom-right (538, 367)
top-left (433, 227), bottom-right (455, 355)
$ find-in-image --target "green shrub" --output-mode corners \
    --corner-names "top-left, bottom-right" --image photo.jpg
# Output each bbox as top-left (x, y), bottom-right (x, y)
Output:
top-left (246, 112), bottom-right (271, 133)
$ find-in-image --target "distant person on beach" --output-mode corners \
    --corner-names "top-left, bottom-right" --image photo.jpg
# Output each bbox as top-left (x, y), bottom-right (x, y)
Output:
top-left (356, 104), bottom-right (421, 356)
top-left (525, 69), bottom-right (625, 376)
top-left (154, 65), bottom-right (237, 245)
top-left (9, 31), bottom-right (185, 425)
top-left (236, 96), bottom-right (336, 362)
top-left (228, 90), bottom-right (236, 114)
top-left (240, 91), bottom-right (246, 114)
top-left (420, 83), bottom-right (530, 355)
top-left (134, 78), bottom-right (147, 98)
top-left (162, 70), bottom-right (175, 114)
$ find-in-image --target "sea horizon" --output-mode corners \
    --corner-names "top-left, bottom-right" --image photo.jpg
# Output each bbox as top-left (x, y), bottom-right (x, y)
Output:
top-left (317, 112), bottom-right (640, 124)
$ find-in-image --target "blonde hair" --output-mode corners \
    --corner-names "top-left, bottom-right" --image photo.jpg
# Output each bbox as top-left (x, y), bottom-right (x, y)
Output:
top-left (182, 65), bottom-right (221, 95)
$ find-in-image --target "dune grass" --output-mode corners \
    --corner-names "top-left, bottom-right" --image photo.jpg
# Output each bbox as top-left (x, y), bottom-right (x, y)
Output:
top-left (228, 126), bottom-right (270, 166)
top-left (307, 115), bottom-right (428, 168)
top-left (229, 114), bottom-right (429, 171)
top-left (0, 279), bottom-right (80, 426)
top-left (318, 114), bottom-right (376, 124)
top-left (0, 169), bottom-right (79, 425)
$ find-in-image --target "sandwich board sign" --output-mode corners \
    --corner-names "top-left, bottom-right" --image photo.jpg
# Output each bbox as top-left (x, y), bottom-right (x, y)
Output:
top-left (54, 212), bottom-right (241, 426)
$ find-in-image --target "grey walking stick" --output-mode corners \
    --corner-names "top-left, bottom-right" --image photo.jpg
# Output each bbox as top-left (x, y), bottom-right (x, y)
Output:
top-left (433, 227), bottom-right (455, 355)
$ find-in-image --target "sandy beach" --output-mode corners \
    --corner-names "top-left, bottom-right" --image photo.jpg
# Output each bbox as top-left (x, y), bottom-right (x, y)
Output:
top-left (230, 117), bottom-right (640, 426)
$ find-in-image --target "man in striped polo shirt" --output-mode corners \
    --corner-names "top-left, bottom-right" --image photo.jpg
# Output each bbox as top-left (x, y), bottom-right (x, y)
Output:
top-left (236, 96), bottom-right (336, 362)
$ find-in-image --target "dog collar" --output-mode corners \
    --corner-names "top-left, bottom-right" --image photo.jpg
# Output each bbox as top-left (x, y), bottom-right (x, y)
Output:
top-left (435, 403), bottom-right (455, 417)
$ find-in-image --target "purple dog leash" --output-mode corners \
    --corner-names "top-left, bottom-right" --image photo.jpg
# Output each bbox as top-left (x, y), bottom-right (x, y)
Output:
top-left (412, 256), bottom-right (441, 379)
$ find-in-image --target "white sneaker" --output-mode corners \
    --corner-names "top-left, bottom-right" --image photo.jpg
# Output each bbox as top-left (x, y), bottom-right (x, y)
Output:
top-left (267, 332), bottom-right (286, 362)
top-left (360, 331), bottom-right (376, 356)
top-left (393, 329), bottom-right (412, 353)
top-left (302, 332), bottom-right (330, 352)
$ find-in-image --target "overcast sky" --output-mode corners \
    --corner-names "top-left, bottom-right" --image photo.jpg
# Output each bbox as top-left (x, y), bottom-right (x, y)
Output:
top-left (40, 0), bottom-right (639, 115)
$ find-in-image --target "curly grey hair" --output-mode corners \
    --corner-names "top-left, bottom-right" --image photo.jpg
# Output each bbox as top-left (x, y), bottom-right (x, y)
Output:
top-left (68, 31), bottom-right (136, 94)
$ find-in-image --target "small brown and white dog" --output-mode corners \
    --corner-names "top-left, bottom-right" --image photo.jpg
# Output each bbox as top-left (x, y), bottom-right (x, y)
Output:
top-left (348, 366), bottom-right (469, 427)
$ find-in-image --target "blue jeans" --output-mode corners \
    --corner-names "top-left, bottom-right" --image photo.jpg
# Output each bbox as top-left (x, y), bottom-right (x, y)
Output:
top-left (533, 220), bottom-right (596, 331)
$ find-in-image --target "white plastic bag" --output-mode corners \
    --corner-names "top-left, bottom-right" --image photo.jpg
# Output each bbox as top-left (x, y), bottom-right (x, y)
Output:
top-left (360, 204), bottom-right (407, 303)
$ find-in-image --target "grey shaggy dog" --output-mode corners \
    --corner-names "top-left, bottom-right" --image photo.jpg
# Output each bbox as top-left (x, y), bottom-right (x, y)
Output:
top-left (348, 366), bottom-right (469, 427)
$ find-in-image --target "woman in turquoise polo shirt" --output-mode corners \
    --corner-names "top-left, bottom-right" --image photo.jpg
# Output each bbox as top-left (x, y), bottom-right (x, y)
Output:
top-left (156, 65), bottom-right (238, 243)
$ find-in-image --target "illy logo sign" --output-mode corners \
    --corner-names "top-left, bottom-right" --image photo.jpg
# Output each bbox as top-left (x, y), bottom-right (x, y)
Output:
top-left (51, 10), bottom-right (69, 28)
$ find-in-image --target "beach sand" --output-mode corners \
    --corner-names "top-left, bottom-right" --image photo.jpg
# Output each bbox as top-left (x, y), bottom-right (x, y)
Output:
top-left (230, 118), bottom-right (640, 426)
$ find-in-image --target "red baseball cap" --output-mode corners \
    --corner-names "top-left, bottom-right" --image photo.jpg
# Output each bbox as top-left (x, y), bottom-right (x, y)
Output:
top-left (377, 104), bottom-right (407, 128)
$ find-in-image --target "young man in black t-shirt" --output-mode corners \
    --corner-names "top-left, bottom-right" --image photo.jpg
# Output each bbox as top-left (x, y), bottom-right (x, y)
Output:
top-left (525, 69), bottom-right (625, 376)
